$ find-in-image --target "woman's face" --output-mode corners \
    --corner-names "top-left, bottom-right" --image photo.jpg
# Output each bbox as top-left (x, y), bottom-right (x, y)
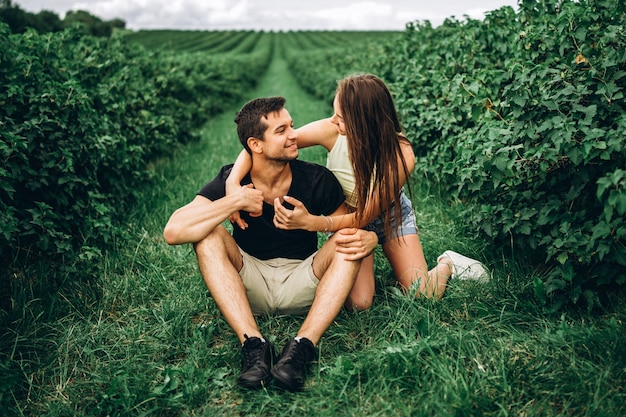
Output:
top-left (330, 95), bottom-right (347, 136)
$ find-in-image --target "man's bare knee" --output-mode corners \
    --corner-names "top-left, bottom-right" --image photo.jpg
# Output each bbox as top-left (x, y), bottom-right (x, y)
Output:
top-left (194, 225), bottom-right (229, 248)
top-left (313, 241), bottom-right (359, 279)
top-left (193, 226), bottom-right (235, 263)
top-left (194, 226), bottom-right (242, 272)
top-left (321, 233), bottom-right (358, 263)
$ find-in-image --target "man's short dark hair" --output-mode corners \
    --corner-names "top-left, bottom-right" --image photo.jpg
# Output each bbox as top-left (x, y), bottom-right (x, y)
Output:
top-left (234, 96), bottom-right (286, 153)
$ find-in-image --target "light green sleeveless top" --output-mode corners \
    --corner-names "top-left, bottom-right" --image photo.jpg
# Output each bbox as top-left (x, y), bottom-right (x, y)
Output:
top-left (326, 135), bottom-right (358, 208)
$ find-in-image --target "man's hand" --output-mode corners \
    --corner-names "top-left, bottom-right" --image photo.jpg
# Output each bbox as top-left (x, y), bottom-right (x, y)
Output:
top-left (333, 228), bottom-right (378, 261)
top-left (273, 195), bottom-right (314, 231)
top-left (230, 184), bottom-right (263, 230)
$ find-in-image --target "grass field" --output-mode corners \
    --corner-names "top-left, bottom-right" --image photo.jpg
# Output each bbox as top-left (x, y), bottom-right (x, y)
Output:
top-left (6, 41), bottom-right (626, 417)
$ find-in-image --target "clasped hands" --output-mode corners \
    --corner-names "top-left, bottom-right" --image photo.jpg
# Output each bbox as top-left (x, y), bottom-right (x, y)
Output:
top-left (227, 184), bottom-right (377, 261)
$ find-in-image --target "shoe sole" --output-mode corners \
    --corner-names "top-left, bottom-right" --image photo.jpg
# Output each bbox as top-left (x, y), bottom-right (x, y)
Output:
top-left (270, 368), bottom-right (302, 392)
top-left (237, 374), bottom-right (272, 390)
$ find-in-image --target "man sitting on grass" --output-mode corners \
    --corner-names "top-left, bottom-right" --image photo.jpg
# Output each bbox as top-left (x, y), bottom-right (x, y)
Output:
top-left (163, 96), bottom-right (378, 391)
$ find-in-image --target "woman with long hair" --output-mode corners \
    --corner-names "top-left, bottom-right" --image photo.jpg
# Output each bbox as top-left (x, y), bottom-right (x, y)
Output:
top-left (226, 74), bottom-right (489, 309)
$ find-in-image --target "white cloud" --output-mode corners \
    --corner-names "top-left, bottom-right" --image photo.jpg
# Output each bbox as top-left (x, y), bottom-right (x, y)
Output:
top-left (207, 1), bottom-right (252, 26)
top-left (71, 0), bottom-right (245, 29)
top-left (16, 0), bottom-right (520, 31)
top-left (463, 7), bottom-right (495, 20)
top-left (308, 2), bottom-right (393, 30)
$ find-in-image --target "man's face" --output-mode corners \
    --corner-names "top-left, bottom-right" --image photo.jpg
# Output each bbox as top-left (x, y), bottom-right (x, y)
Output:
top-left (259, 108), bottom-right (298, 162)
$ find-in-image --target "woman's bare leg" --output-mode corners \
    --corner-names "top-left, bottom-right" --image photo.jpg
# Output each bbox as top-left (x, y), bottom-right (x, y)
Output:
top-left (383, 234), bottom-right (452, 300)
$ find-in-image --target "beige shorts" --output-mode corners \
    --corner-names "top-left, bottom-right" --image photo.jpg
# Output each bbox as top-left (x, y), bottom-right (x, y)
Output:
top-left (239, 249), bottom-right (320, 315)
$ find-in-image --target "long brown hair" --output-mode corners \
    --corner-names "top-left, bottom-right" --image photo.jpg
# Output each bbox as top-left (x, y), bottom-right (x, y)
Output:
top-left (336, 73), bottom-right (411, 240)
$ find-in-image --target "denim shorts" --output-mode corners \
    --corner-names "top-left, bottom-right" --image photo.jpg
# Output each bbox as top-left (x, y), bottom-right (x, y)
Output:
top-left (363, 190), bottom-right (418, 244)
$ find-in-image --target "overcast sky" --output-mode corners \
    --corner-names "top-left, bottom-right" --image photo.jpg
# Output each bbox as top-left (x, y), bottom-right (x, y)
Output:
top-left (15, 0), bottom-right (519, 31)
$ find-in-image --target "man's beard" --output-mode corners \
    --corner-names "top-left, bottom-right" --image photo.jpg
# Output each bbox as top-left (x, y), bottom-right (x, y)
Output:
top-left (268, 149), bottom-right (298, 163)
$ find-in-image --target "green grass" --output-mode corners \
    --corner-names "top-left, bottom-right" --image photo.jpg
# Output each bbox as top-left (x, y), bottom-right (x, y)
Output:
top-left (3, 45), bottom-right (626, 417)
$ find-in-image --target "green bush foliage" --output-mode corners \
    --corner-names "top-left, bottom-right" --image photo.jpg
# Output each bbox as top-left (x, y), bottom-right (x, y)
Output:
top-left (0, 0), bottom-right (125, 36)
top-left (282, 32), bottom-right (401, 105)
top-left (0, 25), bottom-right (271, 289)
top-left (386, 0), bottom-right (625, 309)
top-left (283, 1), bottom-right (625, 309)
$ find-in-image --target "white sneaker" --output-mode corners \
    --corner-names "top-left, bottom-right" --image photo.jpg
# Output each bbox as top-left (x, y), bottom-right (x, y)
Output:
top-left (437, 250), bottom-right (490, 283)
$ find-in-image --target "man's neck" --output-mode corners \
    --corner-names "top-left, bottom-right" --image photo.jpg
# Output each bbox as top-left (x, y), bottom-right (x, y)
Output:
top-left (249, 159), bottom-right (293, 203)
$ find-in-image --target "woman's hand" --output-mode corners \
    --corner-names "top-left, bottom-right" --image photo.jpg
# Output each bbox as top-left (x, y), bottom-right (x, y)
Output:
top-left (273, 196), bottom-right (314, 231)
top-left (333, 228), bottom-right (378, 261)
top-left (228, 183), bottom-right (263, 229)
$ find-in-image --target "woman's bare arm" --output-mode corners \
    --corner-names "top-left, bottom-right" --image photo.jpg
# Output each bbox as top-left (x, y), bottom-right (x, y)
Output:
top-left (295, 118), bottom-right (340, 151)
top-left (273, 138), bottom-right (416, 232)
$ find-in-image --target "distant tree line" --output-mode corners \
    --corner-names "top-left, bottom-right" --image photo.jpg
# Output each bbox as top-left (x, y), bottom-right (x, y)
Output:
top-left (0, 0), bottom-right (125, 36)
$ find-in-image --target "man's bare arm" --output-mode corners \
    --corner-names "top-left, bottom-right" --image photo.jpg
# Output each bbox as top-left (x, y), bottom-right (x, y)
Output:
top-left (163, 185), bottom-right (263, 245)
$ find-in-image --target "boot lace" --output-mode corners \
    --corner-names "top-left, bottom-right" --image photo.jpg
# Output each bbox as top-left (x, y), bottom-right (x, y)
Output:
top-left (242, 334), bottom-right (265, 370)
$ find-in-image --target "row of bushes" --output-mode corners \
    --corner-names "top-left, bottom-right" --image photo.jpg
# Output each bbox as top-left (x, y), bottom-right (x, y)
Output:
top-left (282, 34), bottom-right (384, 105)
top-left (0, 25), bottom-right (273, 299)
top-left (284, 0), bottom-right (625, 310)
top-left (0, 1), bottom-right (125, 36)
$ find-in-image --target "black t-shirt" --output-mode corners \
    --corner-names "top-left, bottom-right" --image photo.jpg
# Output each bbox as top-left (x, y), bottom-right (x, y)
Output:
top-left (197, 159), bottom-right (345, 260)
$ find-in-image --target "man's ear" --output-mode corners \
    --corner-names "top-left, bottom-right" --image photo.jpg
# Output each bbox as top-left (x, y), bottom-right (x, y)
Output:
top-left (247, 137), bottom-right (263, 154)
